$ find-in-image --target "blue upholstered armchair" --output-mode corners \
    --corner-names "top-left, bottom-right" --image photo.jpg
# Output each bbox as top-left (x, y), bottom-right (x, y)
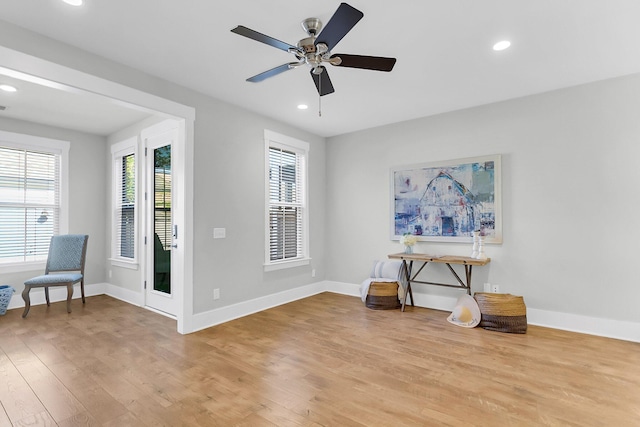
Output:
top-left (22, 234), bottom-right (89, 318)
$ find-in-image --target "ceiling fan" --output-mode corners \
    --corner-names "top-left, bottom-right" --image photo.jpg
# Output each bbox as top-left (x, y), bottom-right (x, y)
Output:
top-left (230, 2), bottom-right (396, 97)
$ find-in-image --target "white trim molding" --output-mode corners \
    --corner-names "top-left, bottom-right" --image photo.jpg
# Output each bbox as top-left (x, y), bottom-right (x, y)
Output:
top-left (3, 280), bottom-right (638, 344)
top-left (5, 282), bottom-right (107, 311)
top-left (190, 282), bottom-right (326, 333)
top-left (110, 136), bottom-right (139, 264)
top-left (0, 130), bottom-right (70, 273)
top-left (104, 283), bottom-right (144, 307)
top-left (263, 129), bottom-right (310, 272)
top-left (320, 281), bottom-right (640, 343)
top-left (526, 308), bottom-right (640, 343)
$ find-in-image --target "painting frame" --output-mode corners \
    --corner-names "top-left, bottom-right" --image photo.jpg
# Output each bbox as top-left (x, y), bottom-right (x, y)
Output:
top-left (391, 154), bottom-right (502, 244)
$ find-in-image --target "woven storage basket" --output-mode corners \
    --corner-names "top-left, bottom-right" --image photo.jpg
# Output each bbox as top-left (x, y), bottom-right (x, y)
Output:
top-left (365, 282), bottom-right (401, 310)
top-left (474, 292), bottom-right (527, 333)
top-left (0, 285), bottom-right (15, 316)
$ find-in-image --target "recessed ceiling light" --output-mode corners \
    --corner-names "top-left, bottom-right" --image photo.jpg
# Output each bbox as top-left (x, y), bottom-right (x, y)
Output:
top-left (0, 84), bottom-right (17, 93)
top-left (62, 0), bottom-right (83, 6)
top-left (493, 40), bottom-right (511, 51)
top-left (297, 104), bottom-right (309, 110)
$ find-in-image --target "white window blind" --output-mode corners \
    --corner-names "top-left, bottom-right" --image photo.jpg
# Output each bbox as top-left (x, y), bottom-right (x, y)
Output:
top-left (264, 130), bottom-right (309, 271)
top-left (111, 137), bottom-right (137, 264)
top-left (0, 146), bottom-right (60, 264)
top-left (268, 147), bottom-right (304, 261)
top-left (116, 153), bottom-right (135, 259)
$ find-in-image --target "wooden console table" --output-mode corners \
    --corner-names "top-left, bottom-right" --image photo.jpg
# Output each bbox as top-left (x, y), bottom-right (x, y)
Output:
top-left (388, 253), bottom-right (491, 312)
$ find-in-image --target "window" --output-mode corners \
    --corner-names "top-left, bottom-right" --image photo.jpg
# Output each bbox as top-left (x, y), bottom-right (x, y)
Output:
top-left (264, 130), bottom-right (310, 271)
top-left (0, 130), bottom-right (69, 272)
top-left (111, 138), bottom-right (137, 265)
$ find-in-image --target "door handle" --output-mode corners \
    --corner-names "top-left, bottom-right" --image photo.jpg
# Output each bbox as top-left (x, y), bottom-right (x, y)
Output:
top-left (172, 225), bottom-right (178, 248)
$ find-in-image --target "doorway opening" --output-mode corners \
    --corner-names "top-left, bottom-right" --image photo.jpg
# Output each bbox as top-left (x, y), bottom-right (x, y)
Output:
top-left (0, 45), bottom-right (195, 333)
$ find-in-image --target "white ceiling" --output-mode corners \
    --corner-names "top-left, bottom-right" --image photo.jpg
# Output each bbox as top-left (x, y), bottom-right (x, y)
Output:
top-left (0, 0), bottom-right (639, 137)
top-left (0, 74), bottom-right (153, 136)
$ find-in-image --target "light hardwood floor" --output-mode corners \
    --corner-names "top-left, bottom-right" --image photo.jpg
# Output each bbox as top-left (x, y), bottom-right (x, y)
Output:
top-left (1, 293), bottom-right (639, 426)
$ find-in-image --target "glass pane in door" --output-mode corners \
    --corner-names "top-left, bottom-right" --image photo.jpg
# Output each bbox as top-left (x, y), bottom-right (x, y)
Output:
top-left (153, 145), bottom-right (171, 294)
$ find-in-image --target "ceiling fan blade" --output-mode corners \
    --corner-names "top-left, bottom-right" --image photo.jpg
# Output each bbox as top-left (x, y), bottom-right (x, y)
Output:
top-left (311, 68), bottom-right (335, 96)
top-left (315, 3), bottom-right (364, 51)
top-left (247, 63), bottom-right (293, 83)
top-left (331, 54), bottom-right (397, 72)
top-left (231, 26), bottom-right (297, 52)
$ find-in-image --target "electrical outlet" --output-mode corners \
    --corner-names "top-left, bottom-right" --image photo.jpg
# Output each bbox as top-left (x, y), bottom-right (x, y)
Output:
top-left (311, 269), bottom-right (316, 278)
top-left (213, 288), bottom-right (220, 300)
top-left (491, 284), bottom-right (500, 293)
top-left (108, 270), bottom-right (112, 279)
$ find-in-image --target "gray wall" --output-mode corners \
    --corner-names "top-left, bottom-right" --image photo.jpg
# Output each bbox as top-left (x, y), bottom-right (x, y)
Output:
top-left (4, 19), bottom-right (638, 326)
top-left (189, 99), bottom-right (326, 314)
top-left (0, 21), bottom-right (327, 315)
top-left (0, 116), bottom-right (107, 291)
top-left (326, 73), bottom-right (640, 323)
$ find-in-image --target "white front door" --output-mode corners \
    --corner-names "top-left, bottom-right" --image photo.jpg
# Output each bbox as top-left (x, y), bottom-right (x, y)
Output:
top-left (144, 125), bottom-right (178, 316)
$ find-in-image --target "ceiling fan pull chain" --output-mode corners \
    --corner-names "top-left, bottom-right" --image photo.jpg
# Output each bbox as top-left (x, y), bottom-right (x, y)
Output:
top-left (318, 74), bottom-right (322, 117)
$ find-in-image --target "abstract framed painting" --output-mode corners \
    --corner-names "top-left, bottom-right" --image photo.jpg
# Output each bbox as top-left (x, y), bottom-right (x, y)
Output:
top-left (391, 154), bottom-right (502, 243)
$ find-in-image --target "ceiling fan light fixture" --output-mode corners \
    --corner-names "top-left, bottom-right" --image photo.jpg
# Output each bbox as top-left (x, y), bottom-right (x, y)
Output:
top-left (316, 43), bottom-right (329, 55)
top-left (493, 40), bottom-right (511, 51)
top-left (297, 104), bottom-right (309, 110)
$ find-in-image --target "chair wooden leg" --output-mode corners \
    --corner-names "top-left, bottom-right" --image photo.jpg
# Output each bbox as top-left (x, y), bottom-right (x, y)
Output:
top-left (66, 284), bottom-right (73, 313)
top-left (81, 279), bottom-right (85, 304)
top-left (45, 286), bottom-right (51, 306)
top-left (22, 285), bottom-right (31, 318)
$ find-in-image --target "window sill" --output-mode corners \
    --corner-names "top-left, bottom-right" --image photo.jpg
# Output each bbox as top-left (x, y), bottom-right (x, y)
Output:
top-left (0, 261), bottom-right (46, 274)
top-left (264, 257), bottom-right (311, 272)
top-left (109, 258), bottom-right (139, 270)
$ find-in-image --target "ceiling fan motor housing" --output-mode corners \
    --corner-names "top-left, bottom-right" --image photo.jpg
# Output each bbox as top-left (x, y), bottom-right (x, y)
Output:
top-left (301, 17), bottom-right (322, 36)
top-left (297, 29), bottom-right (331, 70)
top-left (298, 36), bottom-right (317, 54)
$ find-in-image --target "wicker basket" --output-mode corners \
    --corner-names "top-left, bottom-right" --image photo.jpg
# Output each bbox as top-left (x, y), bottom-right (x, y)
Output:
top-left (365, 282), bottom-right (401, 310)
top-left (474, 292), bottom-right (527, 333)
top-left (0, 285), bottom-right (15, 316)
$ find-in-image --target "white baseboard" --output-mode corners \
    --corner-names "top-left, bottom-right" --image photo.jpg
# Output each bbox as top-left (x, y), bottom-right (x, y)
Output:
top-left (526, 308), bottom-right (640, 343)
top-left (5, 282), bottom-right (107, 311)
top-left (323, 280), bottom-right (360, 297)
top-left (104, 283), bottom-right (144, 307)
top-left (189, 281), bottom-right (327, 333)
top-left (4, 280), bottom-right (639, 343)
top-left (322, 281), bottom-right (640, 343)
top-left (324, 281), bottom-right (459, 311)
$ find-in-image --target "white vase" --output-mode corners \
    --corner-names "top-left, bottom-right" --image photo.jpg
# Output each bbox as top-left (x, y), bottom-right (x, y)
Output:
top-left (476, 235), bottom-right (487, 260)
top-left (471, 231), bottom-right (480, 258)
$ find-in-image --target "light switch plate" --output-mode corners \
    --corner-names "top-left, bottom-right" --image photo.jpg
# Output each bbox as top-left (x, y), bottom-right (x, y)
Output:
top-left (213, 228), bottom-right (226, 239)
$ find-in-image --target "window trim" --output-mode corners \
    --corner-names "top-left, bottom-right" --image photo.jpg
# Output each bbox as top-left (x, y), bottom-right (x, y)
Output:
top-left (0, 130), bottom-right (69, 273)
top-left (110, 137), bottom-right (139, 268)
top-left (264, 130), bottom-right (310, 272)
